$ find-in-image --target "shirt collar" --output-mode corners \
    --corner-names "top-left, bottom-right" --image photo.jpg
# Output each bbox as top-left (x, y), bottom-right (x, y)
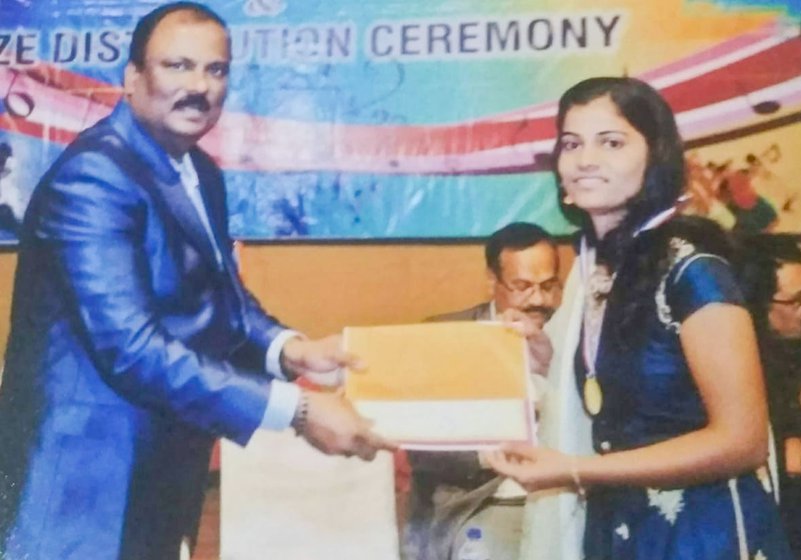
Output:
top-left (169, 153), bottom-right (199, 188)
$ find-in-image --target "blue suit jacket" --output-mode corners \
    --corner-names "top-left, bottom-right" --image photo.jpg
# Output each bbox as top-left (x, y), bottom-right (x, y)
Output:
top-left (0, 102), bottom-right (286, 559)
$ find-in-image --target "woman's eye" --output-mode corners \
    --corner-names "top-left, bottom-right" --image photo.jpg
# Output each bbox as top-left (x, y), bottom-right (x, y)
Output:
top-left (561, 140), bottom-right (580, 151)
top-left (602, 137), bottom-right (624, 149)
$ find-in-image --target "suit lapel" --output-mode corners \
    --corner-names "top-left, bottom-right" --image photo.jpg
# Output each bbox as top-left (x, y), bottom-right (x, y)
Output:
top-left (106, 103), bottom-right (224, 270)
top-left (190, 152), bottom-right (238, 274)
top-left (150, 172), bottom-right (223, 270)
top-left (188, 152), bottom-right (251, 321)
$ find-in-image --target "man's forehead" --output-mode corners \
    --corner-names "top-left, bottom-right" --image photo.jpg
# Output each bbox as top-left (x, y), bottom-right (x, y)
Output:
top-left (146, 11), bottom-right (229, 57)
top-left (777, 261), bottom-right (801, 292)
top-left (499, 243), bottom-right (558, 277)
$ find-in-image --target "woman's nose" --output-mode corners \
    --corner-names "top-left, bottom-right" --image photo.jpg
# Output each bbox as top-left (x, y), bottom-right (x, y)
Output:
top-left (577, 144), bottom-right (600, 169)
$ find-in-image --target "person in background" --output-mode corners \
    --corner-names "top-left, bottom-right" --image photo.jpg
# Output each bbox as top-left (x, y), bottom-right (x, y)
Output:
top-left (0, 142), bottom-right (23, 235)
top-left (402, 222), bottom-right (561, 560)
top-left (0, 4), bottom-right (392, 559)
top-left (736, 233), bottom-right (801, 556)
top-left (487, 77), bottom-right (792, 559)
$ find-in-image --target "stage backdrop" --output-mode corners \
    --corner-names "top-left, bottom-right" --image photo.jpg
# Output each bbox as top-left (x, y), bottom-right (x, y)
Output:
top-left (0, 0), bottom-right (799, 241)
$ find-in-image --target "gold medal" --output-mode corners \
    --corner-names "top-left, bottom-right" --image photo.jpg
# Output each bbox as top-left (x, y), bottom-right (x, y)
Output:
top-left (583, 376), bottom-right (603, 416)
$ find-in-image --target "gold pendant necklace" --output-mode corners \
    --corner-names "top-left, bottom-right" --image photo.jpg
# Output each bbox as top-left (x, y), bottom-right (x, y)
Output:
top-left (580, 240), bottom-right (611, 417)
top-left (583, 375), bottom-right (603, 416)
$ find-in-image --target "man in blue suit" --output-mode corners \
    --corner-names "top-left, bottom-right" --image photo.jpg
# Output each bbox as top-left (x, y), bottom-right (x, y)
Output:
top-left (0, 3), bottom-right (393, 559)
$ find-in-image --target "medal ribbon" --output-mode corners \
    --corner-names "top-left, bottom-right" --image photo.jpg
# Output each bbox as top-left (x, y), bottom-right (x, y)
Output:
top-left (579, 239), bottom-right (606, 416)
top-left (578, 200), bottom-right (686, 415)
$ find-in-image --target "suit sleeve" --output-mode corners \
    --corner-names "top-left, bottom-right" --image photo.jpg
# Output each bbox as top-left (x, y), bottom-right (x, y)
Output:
top-left (36, 151), bottom-right (271, 445)
top-left (235, 281), bottom-right (290, 375)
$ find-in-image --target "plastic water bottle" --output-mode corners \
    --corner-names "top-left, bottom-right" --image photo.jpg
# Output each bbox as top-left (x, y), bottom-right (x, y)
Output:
top-left (456, 527), bottom-right (491, 560)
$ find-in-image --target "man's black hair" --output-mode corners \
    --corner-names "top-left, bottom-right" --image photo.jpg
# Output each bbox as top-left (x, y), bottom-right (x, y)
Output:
top-left (485, 222), bottom-right (556, 277)
top-left (735, 233), bottom-right (801, 331)
top-left (128, 2), bottom-right (227, 69)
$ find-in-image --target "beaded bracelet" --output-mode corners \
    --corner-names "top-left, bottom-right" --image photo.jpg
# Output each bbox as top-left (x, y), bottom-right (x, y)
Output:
top-left (291, 391), bottom-right (309, 435)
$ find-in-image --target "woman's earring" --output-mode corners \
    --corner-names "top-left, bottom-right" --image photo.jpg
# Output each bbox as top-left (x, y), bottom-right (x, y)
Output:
top-left (563, 194), bottom-right (574, 205)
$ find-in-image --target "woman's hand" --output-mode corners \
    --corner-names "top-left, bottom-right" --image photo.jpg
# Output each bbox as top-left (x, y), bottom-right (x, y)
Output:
top-left (483, 443), bottom-right (575, 492)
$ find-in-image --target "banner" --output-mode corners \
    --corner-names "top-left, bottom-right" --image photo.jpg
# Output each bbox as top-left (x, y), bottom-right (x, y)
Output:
top-left (0, 0), bottom-right (799, 241)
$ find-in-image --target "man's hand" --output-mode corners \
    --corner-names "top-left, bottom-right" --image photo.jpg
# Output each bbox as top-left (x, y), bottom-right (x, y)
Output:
top-left (299, 390), bottom-right (397, 460)
top-left (281, 334), bottom-right (363, 385)
top-left (498, 308), bottom-right (554, 376)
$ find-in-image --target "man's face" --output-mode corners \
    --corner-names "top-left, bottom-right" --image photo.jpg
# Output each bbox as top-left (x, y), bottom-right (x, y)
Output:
top-left (769, 261), bottom-right (801, 339)
top-left (123, 11), bottom-right (230, 157)
top-left (490, 242), bottom-right (561, 329)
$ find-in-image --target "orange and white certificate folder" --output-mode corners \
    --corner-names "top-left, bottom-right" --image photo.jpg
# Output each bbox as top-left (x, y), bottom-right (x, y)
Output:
top-left (343, 321), bottom-right (536, 450)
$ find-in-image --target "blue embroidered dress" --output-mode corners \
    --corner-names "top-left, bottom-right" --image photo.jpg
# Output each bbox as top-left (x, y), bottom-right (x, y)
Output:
top-left (578, 234), bottom-right (791, 560)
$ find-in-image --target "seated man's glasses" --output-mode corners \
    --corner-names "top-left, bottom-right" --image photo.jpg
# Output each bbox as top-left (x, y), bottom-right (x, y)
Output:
top-left (499, 277), bottom-right (561, 298)
top-left (772, 292), bottom-right (801, 311)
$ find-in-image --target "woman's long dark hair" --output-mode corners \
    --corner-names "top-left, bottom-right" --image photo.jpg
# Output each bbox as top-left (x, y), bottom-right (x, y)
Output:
top-left (554, 77), bottom-right (730, 345)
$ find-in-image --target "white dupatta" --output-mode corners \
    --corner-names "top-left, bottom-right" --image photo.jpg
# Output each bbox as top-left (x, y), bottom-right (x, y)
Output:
top-left (519, 263), bottom-right (594, 560)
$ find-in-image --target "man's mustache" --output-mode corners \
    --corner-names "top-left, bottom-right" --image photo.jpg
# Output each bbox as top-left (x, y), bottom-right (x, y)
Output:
top-left (522, 305), bottom-right (554, 319)
top-left (173, 95), bottom-right (211, 112)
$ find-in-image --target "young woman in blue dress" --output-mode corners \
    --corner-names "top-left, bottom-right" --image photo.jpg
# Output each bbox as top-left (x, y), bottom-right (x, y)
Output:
top-left (486, 77), bottom-right (791, 559)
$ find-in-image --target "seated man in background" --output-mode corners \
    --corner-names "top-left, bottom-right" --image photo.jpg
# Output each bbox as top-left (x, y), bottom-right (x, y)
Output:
top-left (736, 233), bottom-right (801, 556)
top-left (401, 222), bottom-right (561, 560)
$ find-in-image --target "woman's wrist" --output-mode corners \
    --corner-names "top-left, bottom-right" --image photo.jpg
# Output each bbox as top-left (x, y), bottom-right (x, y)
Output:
top-left (570, 457), bottom-right (587, 499)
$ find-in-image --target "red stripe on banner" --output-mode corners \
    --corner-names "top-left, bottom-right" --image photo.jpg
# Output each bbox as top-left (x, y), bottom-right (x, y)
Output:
top-left (0, 113), bottom-right (79, 144)
top-left (661, 38), bottom-right (801, 113)
top-left (23, 64), bottom-right (122, 107)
